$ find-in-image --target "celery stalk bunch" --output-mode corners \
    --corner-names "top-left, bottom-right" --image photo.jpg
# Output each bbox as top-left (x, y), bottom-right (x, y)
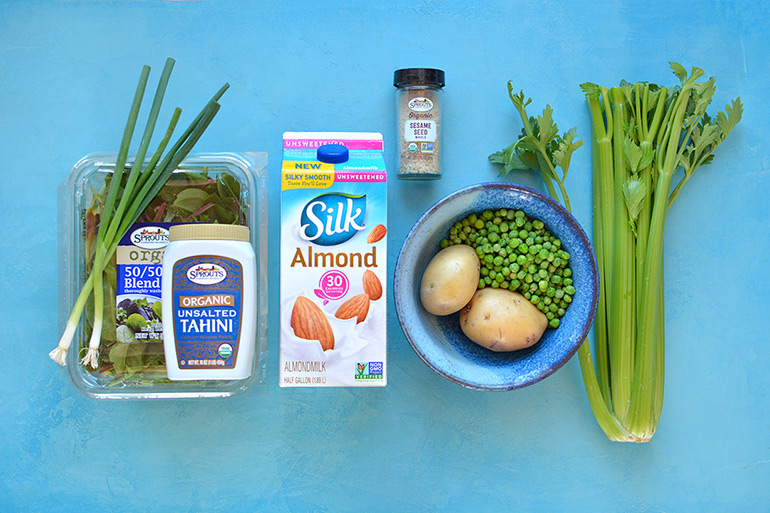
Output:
top-left (491, 63), bottom-right (741, 442)
top-left (580, 63), bottom-right (741, 442)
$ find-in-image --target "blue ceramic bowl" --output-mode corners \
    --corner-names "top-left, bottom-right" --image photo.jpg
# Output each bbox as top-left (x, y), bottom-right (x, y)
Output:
top-left (394, 183), bottom-right (598, 390)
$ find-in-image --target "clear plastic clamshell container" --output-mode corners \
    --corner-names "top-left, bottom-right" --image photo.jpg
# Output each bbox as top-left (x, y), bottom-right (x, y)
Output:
top-left (59, 152), bottom-right (268, 399)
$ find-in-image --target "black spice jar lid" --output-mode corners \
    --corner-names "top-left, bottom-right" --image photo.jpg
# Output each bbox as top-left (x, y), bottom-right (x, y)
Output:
top-left (394, 68), bottom-right (445, 88)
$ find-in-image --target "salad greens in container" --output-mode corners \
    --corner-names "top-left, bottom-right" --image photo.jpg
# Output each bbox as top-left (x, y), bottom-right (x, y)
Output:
top-left (59, 152), bottom-right (268, 399)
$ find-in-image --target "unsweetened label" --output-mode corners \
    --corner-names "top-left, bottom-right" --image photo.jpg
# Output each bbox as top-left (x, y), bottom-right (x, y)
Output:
top-left (171, 255), bottom-right (243, 369)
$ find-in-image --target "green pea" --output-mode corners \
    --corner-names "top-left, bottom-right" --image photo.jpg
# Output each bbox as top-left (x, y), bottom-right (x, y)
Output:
top-left (440, 239), bottom-right (450, 249)
top-left (549, 319), bottom-right (560, 329)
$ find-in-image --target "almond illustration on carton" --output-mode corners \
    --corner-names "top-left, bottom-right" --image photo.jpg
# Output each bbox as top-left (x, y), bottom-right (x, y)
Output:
top-left (335, 294), bottom-right (370, 324)
top-left (291, 296), bottom-right (335, 351)
top-left (367, 224), bottom-right (387, 243)
top-left (362, 270), bottom-right (383, 301)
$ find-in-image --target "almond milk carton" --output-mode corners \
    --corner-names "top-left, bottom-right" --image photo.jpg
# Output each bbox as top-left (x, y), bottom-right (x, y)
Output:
top-left (280, 132), bottom-right (387, 387)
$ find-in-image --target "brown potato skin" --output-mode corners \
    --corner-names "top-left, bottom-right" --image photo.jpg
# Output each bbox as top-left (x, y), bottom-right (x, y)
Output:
top-left (459, 289), bottom-right (548, 352)
top-left (420, 245), bottom-right (480, 316)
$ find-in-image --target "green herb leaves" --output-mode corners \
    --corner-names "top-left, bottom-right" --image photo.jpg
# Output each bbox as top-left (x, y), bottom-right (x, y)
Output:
top-left (489, 84), bottom-right (583, 211)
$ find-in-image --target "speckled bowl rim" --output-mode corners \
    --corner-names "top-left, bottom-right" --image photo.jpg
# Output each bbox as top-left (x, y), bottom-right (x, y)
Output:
top-left (394, 182), bottom-right (599, 391)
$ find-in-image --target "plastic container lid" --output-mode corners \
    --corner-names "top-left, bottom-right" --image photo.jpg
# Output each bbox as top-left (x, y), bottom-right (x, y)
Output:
top-left (317, 143), bottom-right (349, 164)
top-left (170, 223), bottom-right (250, 242)
top-left (393, 68), bottom-right (446, 88)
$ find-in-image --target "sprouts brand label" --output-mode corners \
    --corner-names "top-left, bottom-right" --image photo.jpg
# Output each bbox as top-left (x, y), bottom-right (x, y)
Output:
top-left (280, 132), bottom-right (387, 387)
top-left (187, 263), bottom-right (227, 285)
top-left (408, 97), bottom-right (434, 112)
top-left (171, 255), bottom-right (243, 369)
top-left (116, 222), bottom-right (177, 342)
top-left (130, 226), bottom-right (170, 249)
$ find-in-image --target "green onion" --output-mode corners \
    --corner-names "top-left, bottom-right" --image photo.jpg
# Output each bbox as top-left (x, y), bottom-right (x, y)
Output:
top-left (50, 59), bottom-right (229, 368)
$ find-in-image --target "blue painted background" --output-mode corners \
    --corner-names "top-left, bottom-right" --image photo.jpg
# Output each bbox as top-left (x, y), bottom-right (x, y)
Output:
top-left (1, 1), bottom-right (768, 511)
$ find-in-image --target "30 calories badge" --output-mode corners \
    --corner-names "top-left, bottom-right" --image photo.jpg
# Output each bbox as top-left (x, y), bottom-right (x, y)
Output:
top-left (314, 270), bottom-right (349, 305)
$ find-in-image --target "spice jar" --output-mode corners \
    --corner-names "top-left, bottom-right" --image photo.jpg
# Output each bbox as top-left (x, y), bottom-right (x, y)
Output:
top-left (394, 68), bottom-right (445, 180)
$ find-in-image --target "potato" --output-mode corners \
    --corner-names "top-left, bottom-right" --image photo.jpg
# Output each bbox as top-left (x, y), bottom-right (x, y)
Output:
top-left (420, 245), bottom-right (480, 316)
top-left (459, 289), bottom-right (548, 351)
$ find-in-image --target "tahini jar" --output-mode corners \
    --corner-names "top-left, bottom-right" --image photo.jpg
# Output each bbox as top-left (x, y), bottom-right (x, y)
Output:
top-left (162, 224), bottom-right (256, 380)
top-left (394, 68), bottom-right (445, 179)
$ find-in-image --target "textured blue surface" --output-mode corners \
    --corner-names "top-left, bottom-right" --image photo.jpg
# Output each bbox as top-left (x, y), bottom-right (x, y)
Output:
top-left (1, 1), bottom-right (769, 511)
top-left (394, 183), bottom-right (598, 390)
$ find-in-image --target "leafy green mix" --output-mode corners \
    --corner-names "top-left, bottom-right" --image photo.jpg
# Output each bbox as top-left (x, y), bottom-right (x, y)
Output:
top-left (80, 169), bottom-right (246, 381)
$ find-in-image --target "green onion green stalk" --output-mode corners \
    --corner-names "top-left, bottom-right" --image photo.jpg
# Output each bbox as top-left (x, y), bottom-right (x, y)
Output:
top-left (50, 58), bottom-right (229, 368)
top-left (491, 62), bottom-right (741, 442)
